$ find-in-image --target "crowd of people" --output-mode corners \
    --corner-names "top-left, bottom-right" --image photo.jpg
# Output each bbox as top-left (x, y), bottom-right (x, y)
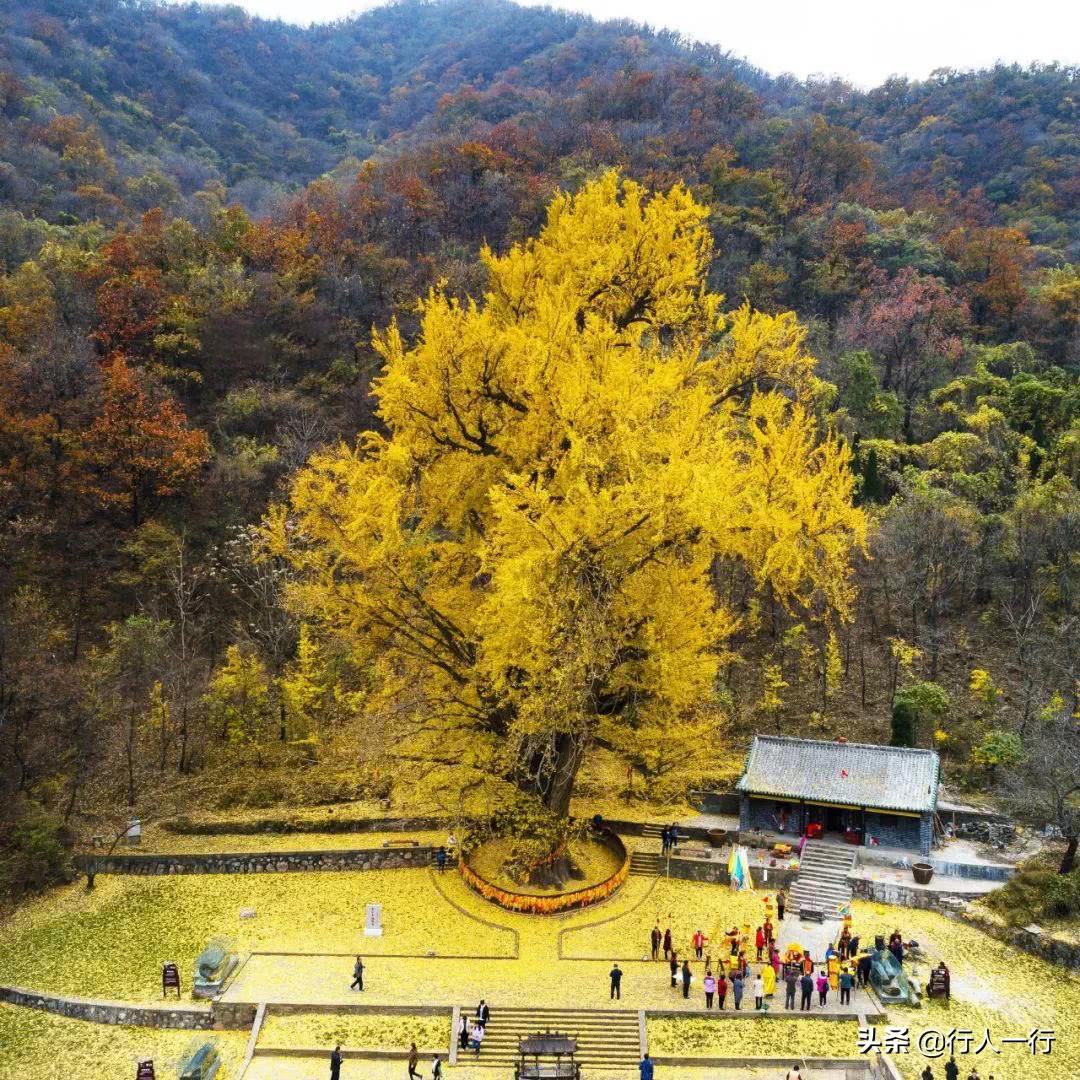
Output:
top-left (330, 884), bottom-right (952, 1079)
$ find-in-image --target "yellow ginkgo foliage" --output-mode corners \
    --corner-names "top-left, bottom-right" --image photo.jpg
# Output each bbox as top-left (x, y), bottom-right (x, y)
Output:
top-left (270, 172), bottom-right (866, 820)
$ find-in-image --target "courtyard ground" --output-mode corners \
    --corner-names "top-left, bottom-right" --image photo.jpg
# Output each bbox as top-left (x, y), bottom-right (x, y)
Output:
top-left (0, 849), bottom-right (1074, 1079)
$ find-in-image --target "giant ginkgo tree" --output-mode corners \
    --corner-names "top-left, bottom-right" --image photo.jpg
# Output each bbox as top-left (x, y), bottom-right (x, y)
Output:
top-left (270, 173), bottom-right (866, 833)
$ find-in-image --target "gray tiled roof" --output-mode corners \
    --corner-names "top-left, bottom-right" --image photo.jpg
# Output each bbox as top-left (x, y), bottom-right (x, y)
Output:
top-left (736, 736), bottom-right (940, 814)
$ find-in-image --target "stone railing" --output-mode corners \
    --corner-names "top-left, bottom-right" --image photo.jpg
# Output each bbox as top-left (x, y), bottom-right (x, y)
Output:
top-left (0, 985), bottom-right (215, 1029)
top-left (76, 846), bottom-right (435, 876)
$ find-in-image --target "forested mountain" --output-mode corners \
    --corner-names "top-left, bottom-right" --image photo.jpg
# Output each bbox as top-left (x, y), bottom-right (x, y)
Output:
top-left (2, 0), bottom-right (1079, 893)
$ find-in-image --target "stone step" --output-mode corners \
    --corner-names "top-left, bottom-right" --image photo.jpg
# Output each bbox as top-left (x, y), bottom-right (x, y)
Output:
top-left (790, 886), bottom-right (851, 903)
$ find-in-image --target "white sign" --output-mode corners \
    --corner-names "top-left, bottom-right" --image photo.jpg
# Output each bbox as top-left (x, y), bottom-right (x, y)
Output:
top-left (126, 819), bottom-right (142, 845)
top-left (364, 902), bottom-right (383, 937)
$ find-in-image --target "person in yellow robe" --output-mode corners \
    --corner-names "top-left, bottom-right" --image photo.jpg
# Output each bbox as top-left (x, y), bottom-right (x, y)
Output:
top-left (762, 961), bottom-right (777, 997)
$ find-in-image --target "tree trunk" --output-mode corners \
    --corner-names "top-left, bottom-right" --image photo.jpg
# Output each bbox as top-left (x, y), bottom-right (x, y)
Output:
top-left (543, 731), bottom-right (587, 818)
top-left (1060, 835), bottom-right (1078, 875)
top-left (126, 707), bottom-right (137, 807)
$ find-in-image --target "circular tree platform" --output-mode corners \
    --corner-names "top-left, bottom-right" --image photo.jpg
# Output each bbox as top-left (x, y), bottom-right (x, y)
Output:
top-left (460, 830), bottom-right (629, 914)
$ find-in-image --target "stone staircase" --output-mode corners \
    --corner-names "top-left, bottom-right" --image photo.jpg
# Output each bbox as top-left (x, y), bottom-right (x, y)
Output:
top-left (460, 1006), bottom-right (642, 1069)
top-left (789, 840), bottom-right (856, 919)
top-left (628, 850), bottom-right (662, 877)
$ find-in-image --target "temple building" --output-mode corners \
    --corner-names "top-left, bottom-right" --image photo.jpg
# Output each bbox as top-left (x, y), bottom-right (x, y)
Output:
top-left (736, 735), bottom-right (940, 856)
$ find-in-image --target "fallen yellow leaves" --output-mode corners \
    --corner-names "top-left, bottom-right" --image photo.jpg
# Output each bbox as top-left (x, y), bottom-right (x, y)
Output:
top-left (258, 1011), bottom-right (448, 1051)
top-left (851, 902), bottom-right (1078, 1080)
top-left (0, 869), bottom-right (513, 1002)
top-left (648, 1017), bottom-right (860, 1057)
top-left (0, 1003), bottom-right (248, 1080)
top-left (563, 878), bottom-right (773, 960)
top-left (136, 827), bottom-right (447, 854)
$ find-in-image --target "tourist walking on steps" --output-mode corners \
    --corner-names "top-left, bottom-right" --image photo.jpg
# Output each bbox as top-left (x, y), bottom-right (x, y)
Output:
top-left (458, 1016), bottom-right (468, 1050)
top-left (610, 963), bottom-right (623, 1000)
top-left (800, 971), bottom-right (814, 1011)
top-left (432, 1056), bottom-right (443, 1080)
top-left (681, 959), bottom-right (692, 999)
top-left (670, 952), bottom-right (679, 988)
top-left (817, 969), bottom-right (829, 1006)
top-left (350, 956), bottom-right (364, 991)
top-left (716, 972), bottom-right (728, 1010)
top-left (639, 1054), bottom-right (654, 1080)
top-left (663, 926), bottom-right (673, 960)
top-left (776, 890), bottom-right (786, 921)
top-left (693, 929), bottom-right (705, 959)
top-left (703, 969), bottom-right (716, 1009)
top-left (476, 1000), bottom-right (490, 1029)
top-left (661, 826), bottom-right (670, 855)
top-left (753, 972), bottom-right (764, 1010)
top-left (470, 1024), bottom-right (484, 1058)
top-left (330, 1045), bottom-right (342, 1080)
top-left (784, 970), bottom-right (797, 1010)
top-left (732, 971), bottom-right (744, 1010)
top-left (839, 966), bottom-right (853, 1005)
top-left (408, 1044), bottom-right (421, 1080)
top-left (651, 924), bottom-right (662, 961)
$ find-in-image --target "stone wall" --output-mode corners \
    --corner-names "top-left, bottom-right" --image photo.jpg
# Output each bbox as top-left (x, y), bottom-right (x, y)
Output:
top-left (956, 908), bottom-right (1080, 972)
top-left (688, 790), bottom-right (742, 815)
top-left (211, 1001), bottom-right (259, 1028)
top-left (849, 876), bottom-right (969, 912)
top-left (0, 985), bottom-right (215, 1029)
top-left (77, 847), bottom-right (435, 875)
top-left (666, 854), bottom-right (797, 890)
top-left (163, 814), bottom-right (446, 836)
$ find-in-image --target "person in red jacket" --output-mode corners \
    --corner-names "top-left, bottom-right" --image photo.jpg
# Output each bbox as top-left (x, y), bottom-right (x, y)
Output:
top-left (692, 929), bottom-right (705, 959)
top-left (716, 972), bottom-right (728, 1009)
top-left (755, 926), bottom-right (765, 960)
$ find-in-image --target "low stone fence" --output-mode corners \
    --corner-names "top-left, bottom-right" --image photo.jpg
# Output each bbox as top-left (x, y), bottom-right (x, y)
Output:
top-left (0, 985), bottom-right (214, 1029)
top-left (163, 814), bottom-right (447, 836)
top-left (76, 846), bottom-right (435, 876)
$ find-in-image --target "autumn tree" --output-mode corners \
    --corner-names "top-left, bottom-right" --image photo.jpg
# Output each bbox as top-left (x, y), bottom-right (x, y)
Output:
top-left (272, 174), bottom-right (866, 836)
top-left (1000, 702), bottom-right (1080, 874)
top-left (77, 356), bottom-right (209, 525)
top-left (840, 269), bottom-right (970, 440)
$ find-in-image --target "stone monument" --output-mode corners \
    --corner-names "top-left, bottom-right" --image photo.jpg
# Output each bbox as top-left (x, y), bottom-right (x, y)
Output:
top-left (364, 902), bottom-right (383, 937)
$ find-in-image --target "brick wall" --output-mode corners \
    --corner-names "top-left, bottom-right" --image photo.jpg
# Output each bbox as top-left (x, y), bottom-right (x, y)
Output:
top-left (862, 812), bottom-right (923, 852)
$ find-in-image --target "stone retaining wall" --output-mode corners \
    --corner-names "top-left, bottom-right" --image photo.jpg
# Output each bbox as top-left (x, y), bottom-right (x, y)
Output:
top-left (955, 908), bottom-right (1080, 972)
top-left (0, 985), bottom-right (215, 1029)
top-left (77, 847), bottom-right (435, 875)
top-left (666, 855), bottom-right (797, 890)
top-left (850, 876), bottom-right (970, 912)
top-left (163, 814), bottom-right (446, 835)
